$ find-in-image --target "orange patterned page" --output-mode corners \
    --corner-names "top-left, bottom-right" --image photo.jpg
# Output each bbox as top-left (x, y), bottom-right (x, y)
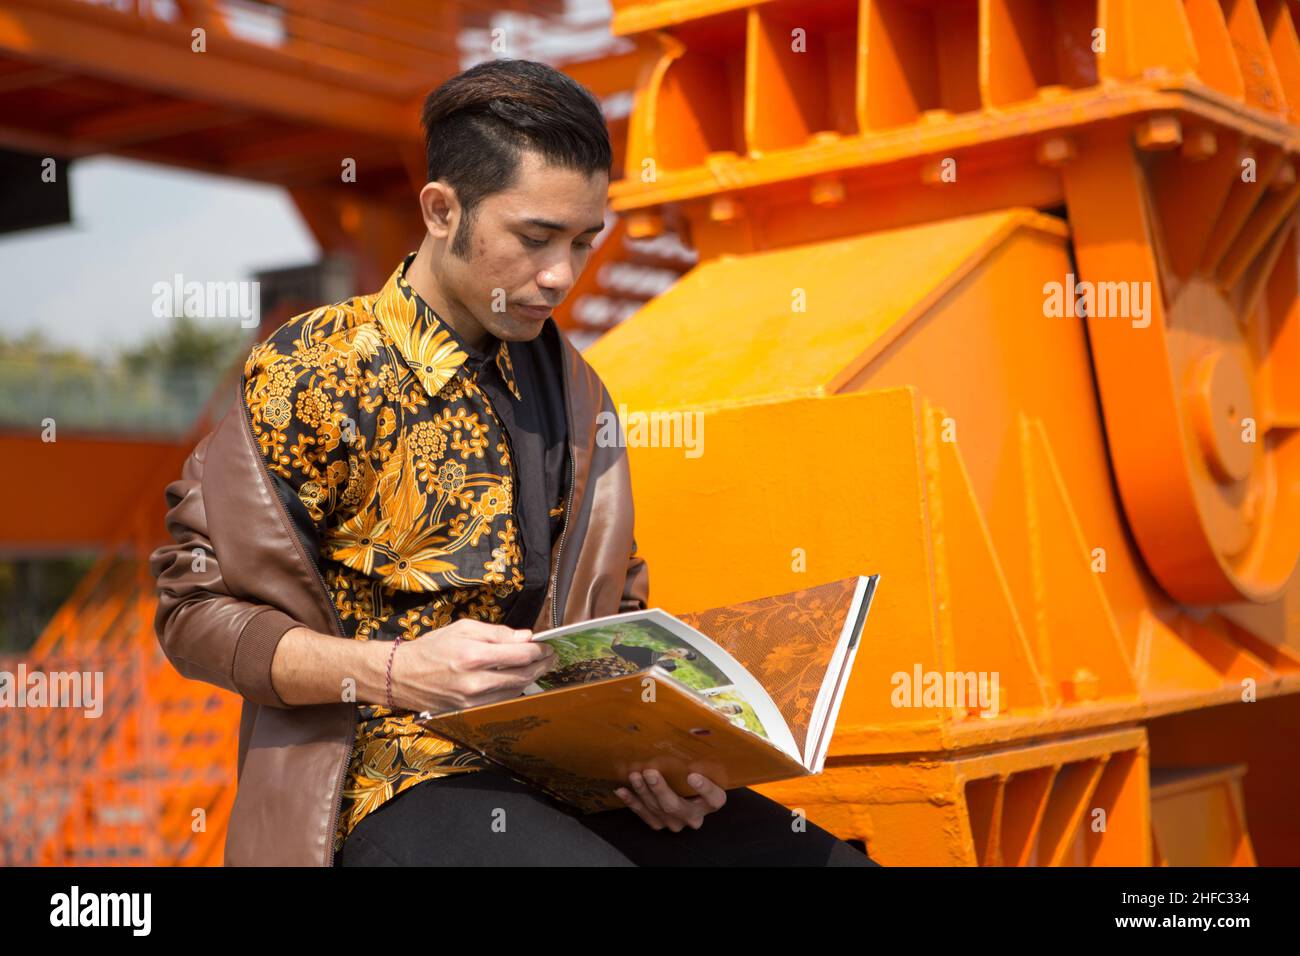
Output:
top-left (675, 576), bottom-right (862, 750)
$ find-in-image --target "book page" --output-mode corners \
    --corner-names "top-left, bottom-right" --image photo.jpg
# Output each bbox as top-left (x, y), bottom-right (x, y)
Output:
top-left (524, 609), bottom-right (801, 761)
top-left (676, 576), bottom-right (866, 763)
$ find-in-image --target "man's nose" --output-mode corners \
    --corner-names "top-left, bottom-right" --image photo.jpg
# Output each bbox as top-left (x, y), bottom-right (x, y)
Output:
top-left (537, 258), bottom-right (575, 295)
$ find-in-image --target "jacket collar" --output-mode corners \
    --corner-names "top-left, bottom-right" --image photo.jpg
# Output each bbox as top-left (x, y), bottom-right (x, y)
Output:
top-left (372, 252), bottom-right (522, 401)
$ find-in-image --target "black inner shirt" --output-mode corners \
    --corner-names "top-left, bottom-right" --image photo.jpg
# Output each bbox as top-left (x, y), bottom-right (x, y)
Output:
top-left (457, 319), bottom-right (569, 630)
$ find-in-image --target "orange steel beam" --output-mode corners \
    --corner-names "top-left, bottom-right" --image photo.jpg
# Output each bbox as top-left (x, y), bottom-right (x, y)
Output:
top-left (561, 47), bottom-right (647, 98)
top-left (0, 62), bottom-right (64, 93)
top-left (68, 99), bottom-right (247, 150)
top-left (0, 1), bottom-right (426, 137)
top-left (0, 432), bottom-right (186, 553)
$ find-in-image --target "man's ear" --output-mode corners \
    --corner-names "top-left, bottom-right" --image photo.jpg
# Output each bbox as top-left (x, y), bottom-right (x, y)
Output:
top-left (419, 180), bottom-right (457, 241)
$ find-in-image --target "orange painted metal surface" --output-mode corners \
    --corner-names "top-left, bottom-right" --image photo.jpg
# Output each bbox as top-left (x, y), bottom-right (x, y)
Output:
top-left (0, 433), bottom-right (184, 551)
top-left (583, 0), bottom-right (1300, 864)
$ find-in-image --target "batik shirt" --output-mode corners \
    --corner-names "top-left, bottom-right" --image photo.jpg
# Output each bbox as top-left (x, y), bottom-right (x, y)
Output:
top-left (242, 252), bottom-right (569, 855)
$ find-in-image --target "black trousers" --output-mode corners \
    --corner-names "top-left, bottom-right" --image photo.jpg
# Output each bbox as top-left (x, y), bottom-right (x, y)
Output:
top-left (336, 766), bottom-right (879, 867)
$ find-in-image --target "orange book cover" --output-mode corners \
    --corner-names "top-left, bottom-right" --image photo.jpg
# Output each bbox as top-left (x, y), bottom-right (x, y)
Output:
top-left (415, 574), bottom-right (879, 812)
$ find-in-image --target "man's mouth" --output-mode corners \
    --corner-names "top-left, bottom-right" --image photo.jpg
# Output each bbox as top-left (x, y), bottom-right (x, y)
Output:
top-left (514, 303), bottom-right (553, 319)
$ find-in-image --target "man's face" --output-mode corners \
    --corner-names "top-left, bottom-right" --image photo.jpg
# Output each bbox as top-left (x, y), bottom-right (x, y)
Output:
top-left (432, 149), bottom-right (608, 343)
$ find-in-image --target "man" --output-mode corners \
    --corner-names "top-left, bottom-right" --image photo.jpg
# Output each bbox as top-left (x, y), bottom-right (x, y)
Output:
top-left (150, 58), bottom-right (875, 867)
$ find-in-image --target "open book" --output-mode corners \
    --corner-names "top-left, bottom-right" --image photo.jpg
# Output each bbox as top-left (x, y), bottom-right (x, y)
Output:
top-left (415, 574), bottom-right (879, 812)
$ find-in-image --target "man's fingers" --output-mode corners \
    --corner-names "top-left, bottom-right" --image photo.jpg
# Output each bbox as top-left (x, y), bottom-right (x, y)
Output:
top-left (472, 639), bottom-right (553, 670)
top-left (639, 770), bottom-right (688, 819)
top-left (618, 771), bottom-right (728, 833)
top-left (630, 770), bottom-right (706, 831)
top-left (448, 621), bottom-right (534, 644)
top-left (614, 788), bottom-right (666, 830)
top-left (477, 626), bottom-right (535, 644)
top-left (644, 771), bottom-right (711, 830)
top-left (628, 770), bottom-right (669, 817)
top-left (471, 658), bottom-right (553, 695)
top-left (685, 772), bottom-right (728, 812)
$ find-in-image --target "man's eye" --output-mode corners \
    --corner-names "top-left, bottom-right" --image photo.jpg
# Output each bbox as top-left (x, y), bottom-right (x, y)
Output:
top-left (574, 240), bottom-right (594, 252)
top-left (521, 235), bottom-right (548, 248)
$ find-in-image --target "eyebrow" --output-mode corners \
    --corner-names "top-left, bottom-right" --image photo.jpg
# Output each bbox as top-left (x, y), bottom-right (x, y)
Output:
top-left (521, 216), bottom-right (605, 235)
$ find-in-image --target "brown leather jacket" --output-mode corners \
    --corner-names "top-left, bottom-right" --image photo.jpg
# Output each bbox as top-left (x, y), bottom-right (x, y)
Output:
top-left (148, 331), bottom-right (649, 867)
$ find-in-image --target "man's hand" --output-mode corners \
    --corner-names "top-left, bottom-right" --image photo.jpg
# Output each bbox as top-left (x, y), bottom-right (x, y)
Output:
top-left (615, 770), bottom-right (727, 832)
top-left (389, 619), bottom-right (556, 713)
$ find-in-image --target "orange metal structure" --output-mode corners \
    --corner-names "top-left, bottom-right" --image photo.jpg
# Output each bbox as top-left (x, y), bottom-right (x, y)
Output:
top-left (2, 366), bottom-right (243, 864)
top-left (582, 0), bottom-right (1300, 864)
top-left (4, 0), bottom-right (1300, 865)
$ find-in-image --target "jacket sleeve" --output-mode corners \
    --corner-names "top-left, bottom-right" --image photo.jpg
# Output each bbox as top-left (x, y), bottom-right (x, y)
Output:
top-left (620, 536), bottom-right (650, 613)
top-left (598, 380), bottom-right (650, 614)
top-left (148, 430), bottom-right (303, 709)
top-left (150, 342), bottom-right (363, 707)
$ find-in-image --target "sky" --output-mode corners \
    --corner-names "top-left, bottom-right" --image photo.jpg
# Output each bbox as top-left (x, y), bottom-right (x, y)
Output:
top-left (0, 155), bottom-right (320, 353)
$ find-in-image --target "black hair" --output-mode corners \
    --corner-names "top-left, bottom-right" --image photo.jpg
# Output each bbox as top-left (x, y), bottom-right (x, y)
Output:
top-left (419, 58), bottom-right (613, 257)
